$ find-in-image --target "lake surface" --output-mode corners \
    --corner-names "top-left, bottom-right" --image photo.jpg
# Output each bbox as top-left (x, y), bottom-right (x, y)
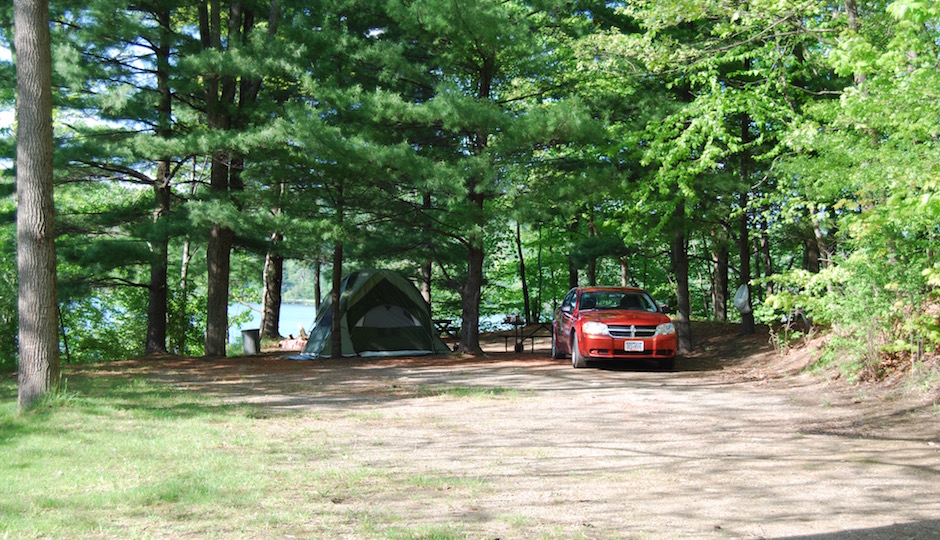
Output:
top-left (228, 302), bottom-right (317, 343)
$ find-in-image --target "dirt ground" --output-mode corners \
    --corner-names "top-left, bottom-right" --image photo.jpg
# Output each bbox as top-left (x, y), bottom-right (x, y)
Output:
top-left (96, 322), bottom-right (939, 539)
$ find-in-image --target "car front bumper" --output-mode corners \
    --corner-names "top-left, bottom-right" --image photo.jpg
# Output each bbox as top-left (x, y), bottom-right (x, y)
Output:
top-left (579, 333), bottom-right (677, 359)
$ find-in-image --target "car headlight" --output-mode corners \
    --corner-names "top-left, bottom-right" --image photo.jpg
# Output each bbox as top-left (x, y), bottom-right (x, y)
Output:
top-left (581, 321), bottom-right (610, 336)
top-left (654, 322), bottom-right (676, 336)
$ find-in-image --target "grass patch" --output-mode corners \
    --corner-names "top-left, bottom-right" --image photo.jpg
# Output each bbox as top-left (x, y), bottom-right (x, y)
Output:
top-left (381, 523), bottom-right (466, 539)
top-left (0, 373), bottom-right (505, 538)
top-left (416, 385), bottom-right (523, 399)
top-left (0, 375), bottom-right (274, 537)
top-left (409, 474), bottom-right (487, 491)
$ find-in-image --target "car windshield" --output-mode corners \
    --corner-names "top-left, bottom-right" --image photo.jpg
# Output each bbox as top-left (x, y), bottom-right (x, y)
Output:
top-left (579, 291), bottom-right (657, 312)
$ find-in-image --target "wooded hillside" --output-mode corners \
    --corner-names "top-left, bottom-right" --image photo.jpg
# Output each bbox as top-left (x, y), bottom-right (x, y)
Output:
top-left (2, 1), bottom-right (938, 393)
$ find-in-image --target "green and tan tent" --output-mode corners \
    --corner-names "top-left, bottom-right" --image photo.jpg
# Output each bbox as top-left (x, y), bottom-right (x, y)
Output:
top-left (296, 269), bottom-right (451, 359)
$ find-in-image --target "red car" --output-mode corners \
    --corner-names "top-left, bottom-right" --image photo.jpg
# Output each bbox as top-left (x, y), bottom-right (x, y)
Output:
top-left (552, 287), bottom-right (677, 370)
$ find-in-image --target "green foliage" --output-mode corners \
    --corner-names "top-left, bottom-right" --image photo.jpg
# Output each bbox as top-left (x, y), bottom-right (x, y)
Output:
top-left (753, 0), bottom-right (940, 377)
top-left (167, 285), bottom-right (207, 357)
top-left (0, 215), bottom-right (16, 371)
top-left (59, 288), bottom-right (148, 364)
top-left (0, 376), bottom-right (271, 536)
top-left (3, 0), bottom-right (937, 379)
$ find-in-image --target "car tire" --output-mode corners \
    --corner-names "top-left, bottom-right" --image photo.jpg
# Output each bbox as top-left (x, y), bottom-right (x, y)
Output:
top-left (571, 333), bottom-right (587, 368)
top-left (658, 358), bottom-right (675, 371)
top-left (551, 329), bottom-right (564, 359)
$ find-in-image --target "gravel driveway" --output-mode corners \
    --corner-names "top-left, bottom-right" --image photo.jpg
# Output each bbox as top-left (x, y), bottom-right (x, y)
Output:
top-left (123, 325), bottom-right (939, 539)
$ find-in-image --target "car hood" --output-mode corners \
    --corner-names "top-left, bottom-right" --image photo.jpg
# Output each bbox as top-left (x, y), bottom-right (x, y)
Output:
top-left (579, 310), bottom-right (670, 326)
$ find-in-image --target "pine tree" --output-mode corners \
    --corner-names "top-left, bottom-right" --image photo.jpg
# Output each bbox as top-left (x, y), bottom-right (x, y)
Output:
top-left (14, 0), bottom-right (60, 410)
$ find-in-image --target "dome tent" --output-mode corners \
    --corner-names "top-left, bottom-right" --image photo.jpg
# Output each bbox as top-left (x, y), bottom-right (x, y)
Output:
top-left (295, 269), bottom-right (450, 359)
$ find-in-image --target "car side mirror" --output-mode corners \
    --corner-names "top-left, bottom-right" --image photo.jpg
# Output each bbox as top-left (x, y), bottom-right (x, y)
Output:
top-left (561, 305), bottom-right (573, 313)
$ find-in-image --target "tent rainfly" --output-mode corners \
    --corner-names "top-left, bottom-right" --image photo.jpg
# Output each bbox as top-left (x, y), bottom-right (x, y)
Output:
top-left (294, 269), bottom-right (451, 359)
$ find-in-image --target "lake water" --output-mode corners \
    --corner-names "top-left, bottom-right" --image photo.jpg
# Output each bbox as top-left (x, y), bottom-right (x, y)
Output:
top-left (226, 304), bottom-right (534, 343)
top-left (228, 302), bottom-right (317, 343)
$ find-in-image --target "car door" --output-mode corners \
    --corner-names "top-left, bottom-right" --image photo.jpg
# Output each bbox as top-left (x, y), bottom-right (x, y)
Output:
top-left (554, 288), bottom-right (578, 352)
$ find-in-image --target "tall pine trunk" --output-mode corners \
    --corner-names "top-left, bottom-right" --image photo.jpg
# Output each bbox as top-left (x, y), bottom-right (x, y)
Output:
top-left (201, 0), bottom-right (229, 356)
top-left (145, 7), bottom-right (172, 355)
top-left (737, 197), bottom-right (755, 334)
top-left (804, 228), bottom-right (821, 273)
top-left (314, 260), bottom-right (321, 311)
top-left (330, 240), bottom-right (343, 358)
top-left (567, 217), bottom-right (579, 289)
top-left (760, 217), bottom-right (773, 297)
top-left (456, 54), bottom-right (493, 356)
top-left (15, 0), bottom-right (60, 410)
top-left (587, 216), bottom-right (597, 286)
top-left (201, 1), bottom-right (271, 356)
top-left (330, 187), bottom-right (344, 358)
top-left (146, 160), bottom-right (170, 354)
top-left (567, 255), bottom-right (578, 289)
top-left (261, 179), bottom-right (285, 340)
top-left (737, 109), bottom-right (755, 335)
top-left (671, 202), bottom-right (692, 354)
top-left (515, 221), bottom-right (531, 324)
top-left (260, 232), bottom-right (284, 339)
top-left (205, 222), bottom-right (233, 356)
top-left (713, 240), bottom-right (729, 322)
top-left (457, 182), bottom-right (485, 354)
top-left (421, 192), bottom-right (432, 308)
top-left (620, 255), bottom-right (630, 287)
top-left (459, 241), bottom-right (485, 354)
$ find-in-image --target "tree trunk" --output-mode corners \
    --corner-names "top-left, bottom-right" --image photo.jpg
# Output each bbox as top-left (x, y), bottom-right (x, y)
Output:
top-left (456, 53), bottom-right (493, 356)
top-left (205, 223), bottom-right (233, 356)
top-left (713, 242), bottom-right (729, 322)
top-left (172, 173), bottom-right (199, 355)
top-left (145, 162), bottom-right (170, 355)
top-left (568, 255), bottom-right (578, 289)
top-left (457, 175), bottom-right (486, 354)
top-left (804, 227), bottom-right (821, 273)
top-left (845, 0), bottom-right (866, 86)
top-left (330, 183), bottom-right (344, 358)
top-left (15, 0), bottom-right (60, 410)
top-left (760, 217), bottom-right (773, 297)
top-left (314, 260), bottom-right (322, 311)
top-left (200, 1), bottom-right (269, 356)
top-left (261, 177), bottom-right (285, 340)
top-left (330, 239), bottom-right (343, 358)
top-left (260, 233), bottom-right (284, 339)
top-left (738, 108), bottom-right (755, 335)
top-left (738, 198), bottom-right (755, 335)
top-left (535, 225), bottom-right (543, 323)
top-left (813, 217), bottom-right (833, 269)
top-left (201, 0), bottom-right (229, 357)
top-left (459, 242), bottom-right (485, 354)
top-left (421, 192), bottom-right (432, 309)
top-left (145, 7), bottom-right (172, 355)
top-left (568, 214), bottom-right (579, 289)
top-left (515, 221), bottom-right (531, 324)
top-left (671, 202), bottom-right (693, 354)
top-left (620, 255), bottom-right (629, 287)
top-left (587, 215), bottom-right (598, 286)
top-left (421, 260), bottom-right (432, 309)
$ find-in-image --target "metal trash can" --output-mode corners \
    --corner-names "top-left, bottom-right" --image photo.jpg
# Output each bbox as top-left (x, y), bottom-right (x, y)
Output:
top-left (241, 328), bottom-right (261, 355)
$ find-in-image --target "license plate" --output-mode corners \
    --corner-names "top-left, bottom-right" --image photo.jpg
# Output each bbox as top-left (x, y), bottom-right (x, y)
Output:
top-left (624, 341), bottom-right (644, 352)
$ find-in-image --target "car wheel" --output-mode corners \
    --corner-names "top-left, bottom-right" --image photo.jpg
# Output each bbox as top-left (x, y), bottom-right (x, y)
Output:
top-left (571, 333), bottom-right (587, 368)
top-left (551, 329), bottom-right (564, 359)
top-left (658, 358), bottom-right (675, 371)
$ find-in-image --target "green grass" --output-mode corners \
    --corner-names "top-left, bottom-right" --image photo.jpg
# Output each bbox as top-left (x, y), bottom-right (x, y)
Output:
top-left (416, 385), bottom-right (523, 399)
top-left (0, 374), bottom-right (505, 539)
top-left (0, 376), bottom-right (276, 538)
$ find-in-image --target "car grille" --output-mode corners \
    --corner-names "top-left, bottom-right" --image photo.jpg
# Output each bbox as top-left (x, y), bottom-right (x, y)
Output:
top-left (608, 325), bottom-right (657, 338)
